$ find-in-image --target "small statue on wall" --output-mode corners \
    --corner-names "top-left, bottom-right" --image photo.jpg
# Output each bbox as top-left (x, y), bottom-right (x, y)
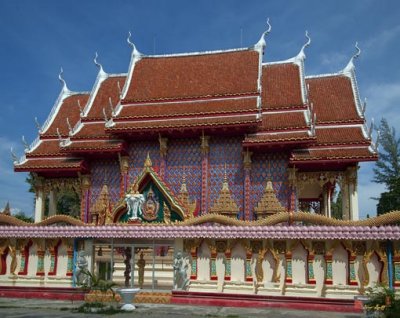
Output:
top-left (173, 251), bottom-right (189, 290)
top-left (75, 251), bottom-right (88, 285)
top-left (137, 252), bottom-right (146, 289)
top-left (125, 184), bottom-right (145, 220)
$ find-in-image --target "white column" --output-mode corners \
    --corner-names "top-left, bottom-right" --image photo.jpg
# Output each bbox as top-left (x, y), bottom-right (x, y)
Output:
top-left (48, 190), bottom-right (57, 217)
top-left (327, 187), bottom-right (332, 218)
top-left (349, 183), bottom-right (359, 220)
top-left (323, 189), bottom-right (328, 217)
top-left (34, 188), bottom-right (46, 223)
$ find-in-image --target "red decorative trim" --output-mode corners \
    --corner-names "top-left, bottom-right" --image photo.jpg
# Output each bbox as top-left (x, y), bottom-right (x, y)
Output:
top-left (0, 286), bottom-right (85, 300)
top-left (171, 291), bottom-right (361, 313)
top-left (0, 247), bottom-right (9, 275)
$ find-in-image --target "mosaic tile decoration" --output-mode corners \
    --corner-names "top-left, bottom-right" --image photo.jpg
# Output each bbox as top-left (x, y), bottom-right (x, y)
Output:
top-left (209, 136), bottom-right (244, 217)
top-left (90, 159), bottom-right (120, 205)
top-left (250, 153), bottom-right (289, 219)
top-left (166, 138), bottom-right (202, 203)
top-left (128, 141), bottom-right (160, 183)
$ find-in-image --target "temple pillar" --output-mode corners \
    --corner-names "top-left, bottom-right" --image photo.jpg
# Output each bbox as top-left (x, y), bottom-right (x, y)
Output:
top-left (64, 240), bottom-right (74, 277)
top-left (17, 240), bottom-right (31, 276)
top-left (347, 166), bottom-right (359, 221)
top-left (322, 188), bottom-right (328, 217)
top-left (80, 175), bottom-right (91, 223)
top-left (210, 245), bottom-right (218, 281)
top-left (35, 240), bottom-right (45, 276)
top-left (119, 155), bottom-right (130, 196)
top-left (34, 177), bottom-right (45, 223)
top-left (200, 135), bottom-right (210, 215)
top-left (243, 150), bottom-right (252, 220)
top-left (393, 242), bottom-right (400, 287)
top-left (159, 136), bottom-right (168, 179)
top-left (48, 189), bottom-right (58, 217)
top-left (47, 239), bottom-right (61, 276)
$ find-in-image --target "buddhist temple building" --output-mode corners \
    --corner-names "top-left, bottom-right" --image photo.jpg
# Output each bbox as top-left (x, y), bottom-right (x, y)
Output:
top-left (1, 24), bottom-right (399, 310)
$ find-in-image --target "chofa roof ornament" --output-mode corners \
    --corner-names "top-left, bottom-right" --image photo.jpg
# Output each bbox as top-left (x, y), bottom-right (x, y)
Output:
top-left (58, 67), bottom-right (70, 94)
top-left (127, 31), bottom-right (142, 57)
top-left (297, 30), bottom-right (311, 59)
top-left (94, 52), bottom-right (107, 77)
top-left (255, 18), bottom-right (272, 53)
top-left (343, 42), bottom-right (361, 74)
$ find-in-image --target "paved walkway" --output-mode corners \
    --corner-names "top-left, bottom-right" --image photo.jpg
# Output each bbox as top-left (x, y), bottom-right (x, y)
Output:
top-left (0, 298), bottom-right (363, 318)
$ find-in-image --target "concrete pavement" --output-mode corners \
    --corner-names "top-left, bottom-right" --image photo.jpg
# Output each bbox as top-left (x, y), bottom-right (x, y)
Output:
top-left (0, 298), bottom-right (364, 318)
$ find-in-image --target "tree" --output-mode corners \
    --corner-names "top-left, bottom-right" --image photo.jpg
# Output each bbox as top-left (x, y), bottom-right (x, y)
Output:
top-left (25, 173), bottom-right (80, 219)
top-left (331, 190), bottom-right (343, 219)
top-left (373, 118), bottom-right (400, 215)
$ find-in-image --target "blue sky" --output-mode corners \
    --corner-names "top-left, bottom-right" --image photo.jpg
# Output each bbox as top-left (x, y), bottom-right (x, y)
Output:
top-left (0, 0), bottom-right (399, 218)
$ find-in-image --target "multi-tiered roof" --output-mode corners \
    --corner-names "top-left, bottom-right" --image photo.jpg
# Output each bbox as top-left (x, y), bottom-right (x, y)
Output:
top-left (14, 27), bottom-right (377, 176)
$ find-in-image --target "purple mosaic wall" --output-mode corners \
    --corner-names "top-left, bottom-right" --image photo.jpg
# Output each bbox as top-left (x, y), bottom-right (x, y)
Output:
top-left (166, 138), bottom-right (202, 203)
top-left (90, 159), bottom-right (120, 205)
top-left (209, 137), bottom-right (244, 217)
top-left (250, 153), bottom-right (289, 216)
top-left (128, 141), bottom-right (160, 184)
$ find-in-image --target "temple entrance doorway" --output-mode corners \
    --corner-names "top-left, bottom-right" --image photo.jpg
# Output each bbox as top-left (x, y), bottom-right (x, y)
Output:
top-left (93, 239), bottom-right (174, 291)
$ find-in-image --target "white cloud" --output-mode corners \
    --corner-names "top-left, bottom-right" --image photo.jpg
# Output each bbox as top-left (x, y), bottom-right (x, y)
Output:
top-left (363, 25), bottom-right (400, 58)
top-left (363, 81), bottom-right (400, 131)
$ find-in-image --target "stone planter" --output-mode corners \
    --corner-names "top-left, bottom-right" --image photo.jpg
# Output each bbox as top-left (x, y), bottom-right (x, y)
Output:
top-left (116, 288), bottom-right (140, 311)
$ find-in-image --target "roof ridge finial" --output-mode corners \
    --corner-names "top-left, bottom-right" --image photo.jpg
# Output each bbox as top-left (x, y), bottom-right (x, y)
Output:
top-left (77, 99), bottom-right (83, 116)
top-left (94, 52), bottom-right (107, 77)
top-left (343, 42), bottom-right (361, 73)
top-left (58, 67), bottom-right (70, 94)
top-left (144, 152), bottom-right (152, 168)
top-left (10, 147), bottom-right (18, 164)
top-left (109, 97), bottom-right (115, 116)
top-left (66, 117), bottom-right (73, 134)
top-left (21, 135), bottom-right (29, 151)
top-left (102, 108), bottom-right (108, 122)
top-left (34, 117), bottom-right (42, 132)
top-left (255, 18), bottom-right (272, 52)
top-left (56, 128), bottom-right (62, 141)
top-left (127, 31), bottom-right (141, 56)
top-left (298, 30), bottom-right (311, 58)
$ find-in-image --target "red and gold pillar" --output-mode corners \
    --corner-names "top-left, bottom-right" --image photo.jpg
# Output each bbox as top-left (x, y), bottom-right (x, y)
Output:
top-left (119, 156), bottom-right (130, 196)
top-left (159, 136), bottom-right (168, 179)
top-left (200, 135), bottom-right (210, 215)
top-left (80, 175), bottom-right (91, 223)
top-left (243, 150), bottom-right (252, 220)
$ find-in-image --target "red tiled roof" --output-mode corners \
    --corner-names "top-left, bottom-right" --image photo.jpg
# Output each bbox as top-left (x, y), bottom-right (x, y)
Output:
top-left (262, 63), bottom-right (304, 110)
top-left (71, 122), bottom-right (107, 139)
top-left (244, 131), bottom-right (314, 146)
top-left (123, 50), bottom-right (259, 103)
top-left (61, 140), bottom-right (124, 152)
top-left (26, 140), bottom-right (61, 157)
top-left (306, 75), bottom-right (362, 124)
top-left (315, 126), bottom-right (369, 146)
top-left (261, 111), bottom-right (308, 131)
top-left (86, 76), bottom-right (126, 120)
top-left (42, 94), bottom-right (89, 137)
top-left (108, 115), bottom-right (260, 132)
top-left (118, 97), bottom-right (258, 119)
top-left (290, 147), bottom-right (377, 162)
top-left (14, 158), bottom-right (85, 172)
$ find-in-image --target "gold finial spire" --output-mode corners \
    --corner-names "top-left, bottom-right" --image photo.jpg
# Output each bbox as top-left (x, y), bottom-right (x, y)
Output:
top-left (144, 152), bottom-right (152, 168)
